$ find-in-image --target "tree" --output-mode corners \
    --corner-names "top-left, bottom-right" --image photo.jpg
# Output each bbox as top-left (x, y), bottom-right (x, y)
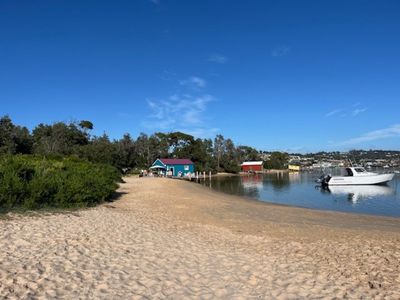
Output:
top-left (79, 120), bottom-right (94, 137)
top-left (213, 134), bottom-right (225, 171)
top-left (149, 133), bottom-right (169, 162)
top-left (168, 132), bottom-right (195, 158)
top-left (264, 152), bottom-right (289, 169)
top-left (32, 122), bottom-right (89, 155)
top-left (0, 116), bottom-right (17, 154)
top-left (78, 134), bottom-right (117, 166)
top-left (115, 133), bottom-right (136, 169)
top-left (0, 115), bottom-right (32, 154)
top-left (220, 138), bottom-right (240, 173)
top-left (13, 126), bottom-right (33, 154)
top-left (134, 133), bottom-right (151, 167)
top-left (79, 120), bottom-right (93, 131)
top-left (190, 138), bottom-right (216, 172)
top-left (237, 145), bottom-right (261, 162)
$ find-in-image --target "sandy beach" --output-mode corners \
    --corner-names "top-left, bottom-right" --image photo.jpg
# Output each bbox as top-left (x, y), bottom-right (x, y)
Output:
top-left (1, 177), bottom-right (400, 299)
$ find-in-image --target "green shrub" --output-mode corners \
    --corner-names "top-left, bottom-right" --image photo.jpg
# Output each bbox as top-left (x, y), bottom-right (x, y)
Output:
top-left (0, 155), bottom-right (121, 212)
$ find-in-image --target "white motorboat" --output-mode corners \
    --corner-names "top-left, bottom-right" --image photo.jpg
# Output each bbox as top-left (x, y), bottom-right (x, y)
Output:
top-left (318, 167), bottom-right (394, 186)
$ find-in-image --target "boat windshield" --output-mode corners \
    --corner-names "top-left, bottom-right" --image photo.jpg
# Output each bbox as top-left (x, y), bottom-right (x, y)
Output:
top-left (354, 168), bottom-right (366, 173)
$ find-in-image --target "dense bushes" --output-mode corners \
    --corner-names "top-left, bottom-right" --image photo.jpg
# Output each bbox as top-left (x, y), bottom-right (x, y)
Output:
top-left (0, 155), bottom-right (121, 212)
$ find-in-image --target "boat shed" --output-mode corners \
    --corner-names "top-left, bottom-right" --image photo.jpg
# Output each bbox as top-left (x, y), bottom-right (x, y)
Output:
top-left (241, 161), bottom-right (263, 172)
top-left (150, 158), bottom-right (195, 177)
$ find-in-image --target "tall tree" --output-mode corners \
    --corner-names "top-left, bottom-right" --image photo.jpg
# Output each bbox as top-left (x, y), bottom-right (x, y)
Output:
top-left (190, 138), bottom-right (216, 172)
top-left (168, 132), bottom-right (195, 158)
top-left (220, 138), bottom-right (240, 173)
top-left (213, 134), bottom-right (225, 171)
top-left (134, 133), bottom-right (151, 167)
top-left (0, 116), bottom-right (17, 154)
top-left (115, 133), bottom-right (136, 169)
top-left (0, 115), bottom-right (32, 154)
top-left (149, 133), bottom-right (169, 161)
top-left (78, 120), bottom-right (94, 137)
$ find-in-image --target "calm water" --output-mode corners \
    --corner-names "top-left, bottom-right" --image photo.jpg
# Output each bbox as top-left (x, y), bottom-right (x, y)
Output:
top-left (199, 170), bottom-right (400, 217)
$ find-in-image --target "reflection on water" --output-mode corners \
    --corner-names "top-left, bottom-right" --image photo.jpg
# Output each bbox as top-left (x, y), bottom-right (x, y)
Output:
top-left (200, 172), bottom-right (400, 217)
top-left (242, 174), bottom-right (263, 189)
top-left (266, 172), bottom-right (290, 191)
top-left (209, 175), bottom-right (261, 199)
top-left (323, 185), bottom-right (395, 203)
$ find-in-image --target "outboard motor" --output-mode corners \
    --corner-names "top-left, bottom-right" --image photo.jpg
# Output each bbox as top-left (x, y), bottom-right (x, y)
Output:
top-left (316, 174), bottom-right (331, 186)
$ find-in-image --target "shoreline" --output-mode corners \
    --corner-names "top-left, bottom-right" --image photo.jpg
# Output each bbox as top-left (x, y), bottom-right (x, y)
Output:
top-left (193, 174), bottom-right (400, 222)
top-left (171, 177), bottom-right (400, 235)
top-left (1, 177), bottom-right (400, 298)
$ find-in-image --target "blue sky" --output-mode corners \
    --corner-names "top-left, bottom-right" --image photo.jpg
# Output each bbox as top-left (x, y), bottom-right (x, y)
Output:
top-left (1, 0), bottom-right (400, 152)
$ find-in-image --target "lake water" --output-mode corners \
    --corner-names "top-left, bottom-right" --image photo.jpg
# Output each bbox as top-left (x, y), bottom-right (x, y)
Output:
top-left (198, 170), bottom-right (400, 217)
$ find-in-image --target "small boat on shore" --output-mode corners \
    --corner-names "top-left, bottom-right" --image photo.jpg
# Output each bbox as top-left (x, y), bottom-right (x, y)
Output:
top-left (318, 167), bottom-right (394, 186)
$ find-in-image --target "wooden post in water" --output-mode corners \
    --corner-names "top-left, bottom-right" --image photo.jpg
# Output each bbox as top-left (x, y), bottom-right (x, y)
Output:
top-left (203, 171), bottom-right (206, 179)
top-left (209, 171), bottom-right (212, 179)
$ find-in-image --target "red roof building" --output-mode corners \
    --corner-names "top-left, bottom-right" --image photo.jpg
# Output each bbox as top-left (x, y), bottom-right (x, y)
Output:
top-left (241, 161), bottom-right (263, 172)
top-left (159, 158), bottom-right (194, 165)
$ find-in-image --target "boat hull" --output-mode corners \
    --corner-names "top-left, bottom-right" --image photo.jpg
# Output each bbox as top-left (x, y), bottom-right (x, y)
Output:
top-left (327, 173), bottom-right (395, 186)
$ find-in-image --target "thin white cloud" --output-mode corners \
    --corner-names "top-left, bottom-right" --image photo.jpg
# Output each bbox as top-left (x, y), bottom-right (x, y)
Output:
top-left (179, 76), bottom-right (206, 89)
top-left (325, 109), bottom-right (342, 117)
top-left (143, 94), bottom-right (218, 138)
top-left (271, 46), bottom-right (290, 57)
top-left (208, 53), bottom-right (228, 64)
top-left (338, 124), bottom-right (400, 146)
top-left (352, 108), bottom-right (367, 116)
top-left (325, 106), bottom-right (368, 118)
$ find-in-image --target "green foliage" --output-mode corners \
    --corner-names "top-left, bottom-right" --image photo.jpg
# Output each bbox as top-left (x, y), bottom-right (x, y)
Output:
top-left (264, 152), bottom-right (289, 170)
top-left (79, 120), bottom-right (94, 131)
top-left (77, 134), bottom-right (118, 166)
top-left (190, 138), bottom-right (216, 172)
top-left (0, 155), bottom-right (120, 212)
top-left (0, 115), bottom-right (33, 155)
top-left (237, 145), bottom-right (261, 162)
top-left (212, 135), bottom-right (241, 173)
top-left (32, 121), bottom-right (89, 155)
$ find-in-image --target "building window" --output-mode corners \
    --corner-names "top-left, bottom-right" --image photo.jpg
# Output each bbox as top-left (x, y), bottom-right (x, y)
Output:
top-left (184, 165), bottom-right (189, 171)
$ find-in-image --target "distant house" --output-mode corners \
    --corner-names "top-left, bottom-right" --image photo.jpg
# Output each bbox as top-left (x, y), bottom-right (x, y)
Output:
top-left (150, 158), bottom-right (195, 177)
top-left (241, 161), bottom-right (263, 172)
top-left (288, 164), bottom-right (301, 172)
